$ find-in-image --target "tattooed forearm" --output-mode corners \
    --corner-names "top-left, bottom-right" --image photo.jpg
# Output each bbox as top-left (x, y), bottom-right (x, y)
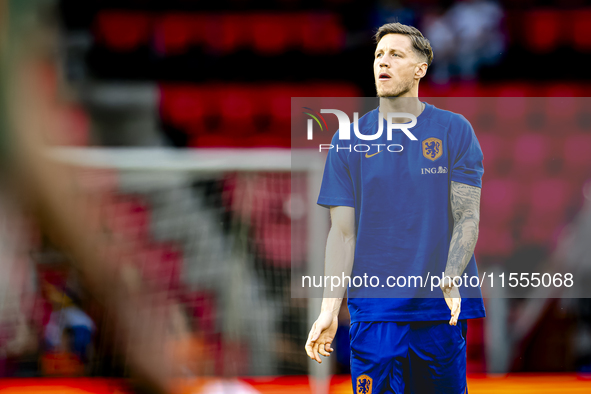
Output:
top-left (443, 181), bottom-right (481, 282)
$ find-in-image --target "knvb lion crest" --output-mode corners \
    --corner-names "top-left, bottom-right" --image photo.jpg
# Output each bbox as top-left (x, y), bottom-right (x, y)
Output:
top-left (422, 137), bottom-right (443, 161)
top-left (356, 374), bottom-right (372, 394)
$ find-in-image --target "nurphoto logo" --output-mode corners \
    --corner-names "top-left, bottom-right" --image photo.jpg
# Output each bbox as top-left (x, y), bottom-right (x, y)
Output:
top-left (303, 108), bottom-right (419, 153)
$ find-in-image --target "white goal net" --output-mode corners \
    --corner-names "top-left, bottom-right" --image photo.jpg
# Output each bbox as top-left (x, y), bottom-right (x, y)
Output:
top-left (40, 147), bottom-right (330, 383)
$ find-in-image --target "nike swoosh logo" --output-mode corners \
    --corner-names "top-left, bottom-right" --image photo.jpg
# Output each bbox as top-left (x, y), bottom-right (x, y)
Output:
top-left (365, 151), bottom-right (382, 158)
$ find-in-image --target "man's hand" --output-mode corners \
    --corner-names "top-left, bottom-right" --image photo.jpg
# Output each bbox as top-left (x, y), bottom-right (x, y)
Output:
top-left (441, 283), bottom-right (461, 326)
top-left (305, 311), bottom-right (338, 363)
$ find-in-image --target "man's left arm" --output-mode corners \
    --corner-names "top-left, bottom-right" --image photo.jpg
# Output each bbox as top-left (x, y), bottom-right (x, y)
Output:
top-left (446, 181), bottom-right (481, 278)
top-left (441, 181), bottom-right (481, 325)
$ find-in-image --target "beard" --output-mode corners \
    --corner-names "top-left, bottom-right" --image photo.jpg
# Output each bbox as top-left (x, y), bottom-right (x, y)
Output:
top-left (376, 77), bottom-right (414, 98)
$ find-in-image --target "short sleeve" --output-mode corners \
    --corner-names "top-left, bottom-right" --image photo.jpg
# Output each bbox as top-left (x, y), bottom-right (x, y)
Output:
top-left (450, 115), bottom-right (484, 188)
top-left (317, 131), bottom-right (356, 208)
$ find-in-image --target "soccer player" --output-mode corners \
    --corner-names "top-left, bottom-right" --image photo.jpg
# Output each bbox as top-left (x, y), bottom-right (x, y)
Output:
top-left (304, 22), bottom-right (485, 393)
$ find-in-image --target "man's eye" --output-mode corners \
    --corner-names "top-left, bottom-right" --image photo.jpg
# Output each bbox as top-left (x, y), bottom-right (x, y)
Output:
top-left (376, 53), bottom-right (382, 58)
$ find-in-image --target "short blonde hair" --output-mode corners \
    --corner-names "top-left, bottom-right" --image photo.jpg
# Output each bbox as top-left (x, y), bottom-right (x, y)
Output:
top-left (374, 22), bottom-right (433, 66)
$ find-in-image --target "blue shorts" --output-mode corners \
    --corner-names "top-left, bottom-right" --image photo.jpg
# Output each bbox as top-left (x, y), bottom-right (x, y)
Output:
top-left (350, 320), bottom-right (468, 394)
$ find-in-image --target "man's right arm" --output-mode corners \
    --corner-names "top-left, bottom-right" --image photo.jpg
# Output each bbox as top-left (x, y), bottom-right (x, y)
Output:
top-left (305, 205), bottom-right (356, 363)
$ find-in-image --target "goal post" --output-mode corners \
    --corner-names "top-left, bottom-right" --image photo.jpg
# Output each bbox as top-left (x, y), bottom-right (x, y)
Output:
top-left (48, 147), bottom-right (333, 391)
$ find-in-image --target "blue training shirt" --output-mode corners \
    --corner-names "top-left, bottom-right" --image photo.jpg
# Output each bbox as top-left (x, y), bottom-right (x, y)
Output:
top-left (317, 103), bottom-right (486, 323)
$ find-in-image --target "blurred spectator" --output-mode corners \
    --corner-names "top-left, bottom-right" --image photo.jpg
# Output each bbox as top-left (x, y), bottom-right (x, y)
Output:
top-left (42, 281), bottom-right (95, 375)
top-left (423, 0), bottom-right (505, 83)
top-left (372, 0), bottom-right (417, 29)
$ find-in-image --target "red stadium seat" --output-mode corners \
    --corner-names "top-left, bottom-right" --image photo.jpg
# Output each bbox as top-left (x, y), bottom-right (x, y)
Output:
top-left (512, 133), bottom-right (551, 179)
top-left (160, 85), bottom-right (208, 135)
top-left (480, 178), bottom-right (521, 227)
top-left (543, 94), bottom-right (579, 131)
top-left (570, 9), bottom-right (591, 52)
top-left (545, 84), bottom-right (584, 99)
top-left (530, 178), bottom-right (572, 214)
top-left (167, 83), bottom-right (361, 147)
top-left (440, 97), bottom-right (480, 122)
top-left (521, 221), bottom-right (566, 247)
top-left (222, 14), bottom-right (250, 52)
top-left (477, 133), bottom-right (507, 176)
top-left (189, 14), bottom-right (207, 47)
top-left (217, 86), bottom-right (262, 136)
top-left (523, 178), bottom-right (572, 235)
top-left (94, 11), bottom-right (152, 52)
top-left (154, 14), bottom-right (194, 55)
top-left (251, 14), bottom-right (292, 55)
top-left (420, 83), bottom-right (481, 99)
top-left (494, 96), bottom-right (529, 135)
top-left (495, 84), bottom-right (536, 98)
top-left (476, 225), bottom-right (515, 258)
top-left (318, 14), bottom-right (345, 52)
top-left (562, 133), bottom-right (591, 181)
top-left (298, 13), bottom-right (345, 54)
top-left (523, 10), bottom-right (561, 53)
top-left (204, 14), bottom-right (248, 55)
top-left (521, 176), bottom-right (572, 245)
top-left (267, 85), bottom-right (297, 136)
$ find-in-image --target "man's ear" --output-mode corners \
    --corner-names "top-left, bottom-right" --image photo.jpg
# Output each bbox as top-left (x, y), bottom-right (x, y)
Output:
top-left (415, 62), bottom-right (428, 79)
